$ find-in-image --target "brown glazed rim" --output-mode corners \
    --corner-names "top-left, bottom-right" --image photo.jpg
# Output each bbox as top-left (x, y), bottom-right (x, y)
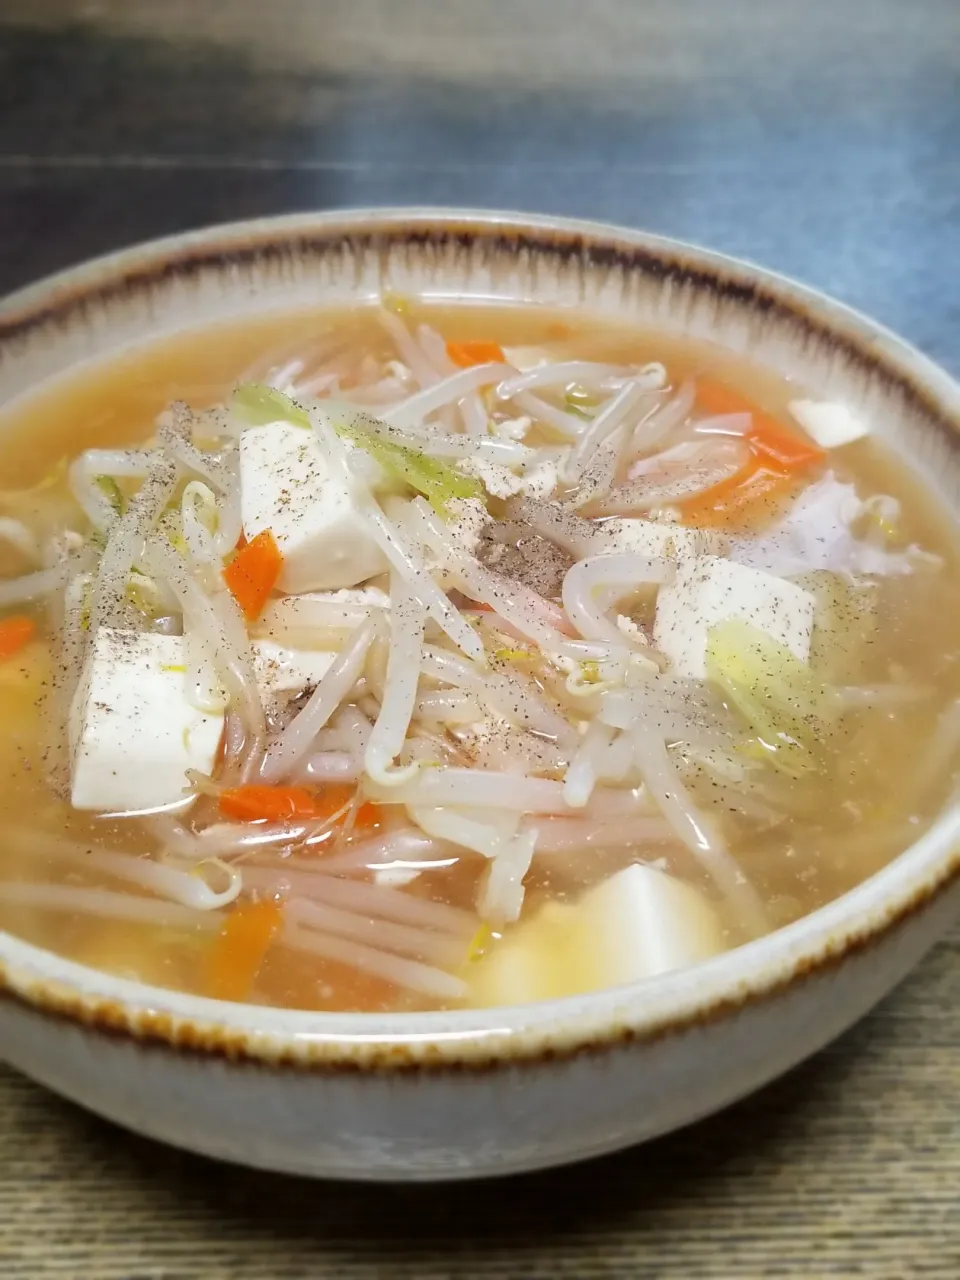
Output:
top-left (0, 207), bottom-right (958, 1074)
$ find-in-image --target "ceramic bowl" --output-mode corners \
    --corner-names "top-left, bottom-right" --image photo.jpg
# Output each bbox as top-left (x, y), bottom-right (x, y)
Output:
top-left (0, 209), bottom-right (958, 1181)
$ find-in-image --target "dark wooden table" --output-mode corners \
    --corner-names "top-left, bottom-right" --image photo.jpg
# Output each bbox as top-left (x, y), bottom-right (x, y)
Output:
top-left (1, 2), bottom-right (959, 1276)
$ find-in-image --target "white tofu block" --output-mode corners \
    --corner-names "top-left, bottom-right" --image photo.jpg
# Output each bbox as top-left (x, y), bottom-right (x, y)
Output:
top-left (69, 628), bottom-right (224, 813)
top-left (599, 517), bottom-right (727, 560)
top-left (252, 638), bottom-right (337, 697)
top-left (576, 864), bottom-right (725, 982)
top-left (788, 399), bottom-right (869, 449)
top-left (239, 424), bottom-right (388, 593)
top-left (470, 864), bottom-right (724, 1007)
top-left (654, 554), bottom-right (815, 678)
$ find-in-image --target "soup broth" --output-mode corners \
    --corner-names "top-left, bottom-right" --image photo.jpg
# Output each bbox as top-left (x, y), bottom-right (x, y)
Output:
top-left (0, 301), bottom-right (957, 1013)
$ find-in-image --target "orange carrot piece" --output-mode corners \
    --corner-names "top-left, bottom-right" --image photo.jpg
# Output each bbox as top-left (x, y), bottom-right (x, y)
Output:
top-left (446, 340), bottom-right (506, 368)
top-left (679, 464), bottom-right (798, 529)
top-left (695, 379), bottom-right (757, 420)
top-left (681, 379), bottom-right (825, 530)
top-left (747, 416), bottom-right (826, 471)
top-left (351, 800), bottom-right (384, 832)
top-left (207, 899), bottom-right (284, 1002)
top-left (696, 379), bottom-right (825, 471)
top-left (219, 782), bottom-right (384, 831)
top-left (223, 529), bottom-right (282, 621)
top-left (0, 615), bottom-right (35, 661)
top-left (220, 782), bottom-right (349, 824)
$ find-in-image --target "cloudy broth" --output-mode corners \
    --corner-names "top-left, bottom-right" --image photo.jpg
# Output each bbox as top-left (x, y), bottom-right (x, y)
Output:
top-left (0, 301), bottom-right (957, 1014)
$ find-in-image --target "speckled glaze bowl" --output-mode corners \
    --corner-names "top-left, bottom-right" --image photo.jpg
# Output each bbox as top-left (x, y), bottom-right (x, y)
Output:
top-left (0, 210), bottom-right (958, 1181)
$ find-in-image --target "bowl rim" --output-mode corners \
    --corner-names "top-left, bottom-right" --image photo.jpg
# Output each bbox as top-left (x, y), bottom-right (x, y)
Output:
top-left (1, 205), bottom-right (959, 1071)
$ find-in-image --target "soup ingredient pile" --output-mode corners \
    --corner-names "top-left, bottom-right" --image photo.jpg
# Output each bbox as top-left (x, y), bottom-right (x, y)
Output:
top-left (0, 301), bottom-right (954, 1012)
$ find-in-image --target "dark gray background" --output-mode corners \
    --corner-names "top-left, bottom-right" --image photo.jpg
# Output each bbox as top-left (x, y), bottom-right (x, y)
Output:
top-left (0, 2), bottom-right (958, 1276)
top-left (2, 0), bottom-right (959, 371)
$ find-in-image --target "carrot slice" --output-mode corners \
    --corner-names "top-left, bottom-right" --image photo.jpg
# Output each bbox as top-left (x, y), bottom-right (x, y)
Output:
top-left (219, 782), bottom-right (383, 832)
top-left (747, 416), bottom-right (826, 471)
top-left (0, 615), bottom-right (35, 661)
top-left (681, 379), bottom-right (826, 530)
top-left (446, 340), bottom-right (506, 368)
top-left (696, 379), bottom-right (826, 470)
top-left (679, 464), bottom-right (799, 529)
top-left (223, 529), bottom-right (282, 621)
top-left (695, 379), bottom-right (757, 419)
top-left (207, 899), bottom-right (284, 1002)
top-left (351, 801), bottom-right (384, 832)
top-left (220, 782), bottom-right (349, 823)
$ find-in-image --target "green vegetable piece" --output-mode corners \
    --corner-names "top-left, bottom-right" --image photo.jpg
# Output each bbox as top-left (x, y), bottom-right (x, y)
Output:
top-left (234, 383), bottom-right (484, 518)
top-left (706, 618), bottom-right (839, 779)
top-left (234, 383), bottom-right (311, 429)
top-left (332, 416), bottom-right (484, 517)
top-left (95, 475), bottom-right (126, 516)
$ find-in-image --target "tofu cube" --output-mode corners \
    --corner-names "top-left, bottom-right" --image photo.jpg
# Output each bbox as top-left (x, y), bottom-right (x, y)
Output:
top-left (654, 554), bottom-right (815, 678)
top-left (789, 399), bottom-right (869, 449)
top-left (575, 864), bottom-right (725, 984)
top-left (252, 638), bottom-right (337, 698)
top-left (69, 628), bottom-right (224, 813)
top-left (599, 517), bottom-right (727, 561)
top-left (239, 424), bottom-right (387, 593)
top-left (470, 864), bottom-right (724, 1007)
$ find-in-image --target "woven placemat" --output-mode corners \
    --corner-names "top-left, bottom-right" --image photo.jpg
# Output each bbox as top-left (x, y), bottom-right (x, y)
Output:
top-left (2, 929), bottom-right (958, 1278)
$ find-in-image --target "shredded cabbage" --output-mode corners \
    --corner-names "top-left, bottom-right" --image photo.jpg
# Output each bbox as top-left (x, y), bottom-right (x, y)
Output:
top-left (705, 619), bottom-right (839, 778)
top-left (234, 382), bottom-right (312, 429)
top-left (334, 415), bottom-right (485, 517)
top-left (94, 475), bottom-right (126, 516)
top-left (236, 384), bottom-right (484, 517)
